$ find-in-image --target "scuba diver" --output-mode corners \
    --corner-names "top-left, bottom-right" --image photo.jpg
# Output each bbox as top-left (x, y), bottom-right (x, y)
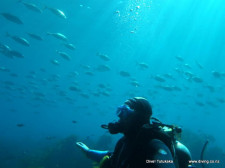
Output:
top-left (76, 97), bottom-right (195, 168)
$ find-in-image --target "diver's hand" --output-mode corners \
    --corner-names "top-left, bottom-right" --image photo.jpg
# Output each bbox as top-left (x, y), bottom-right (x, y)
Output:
top-left (76, 142), bottom-right (90, 153)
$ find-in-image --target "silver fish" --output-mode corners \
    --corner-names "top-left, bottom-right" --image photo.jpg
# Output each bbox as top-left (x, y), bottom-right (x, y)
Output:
top-left (69, 86), bottom-right (80, 92)
top-left (95, 65), bottom-right (111, 72)
top-left (163, 73), bottom-right (174, 80)
top-left (130, 81), bottom-right (140, 87)
top-left (0, 13), bottom-right (23, 24)
top-left (45, 7), bottom-right (67, 19)
top-left (97, 53), bottom-right (110, 61)
top-left (80, 64), bottom-right (91, 70)
top-left (137, 62), bottom-right (149, 69)
top-left (64, 43), bottom-right (75, 50)
top-left (6, 33), bottom-right (30, 47)
top-left (120, 71), bottom-right (130, 77)
top-left (19, 1), bottom-right (42, 13)
top-left (56, 51), bottom-right (71, 60)
top-left (175, 55), bottom-right (184, 62)
top-left (0, 43), bottom-right (13, 58)
top-left (0, 66), bottom-right (10, 72)
top-left (0, 43), bottom-right (11, 51)
top-left (212, 71), bottom-right (222, 78)
top-left (10, 50), bottom-right (24, 58)
top-left (47, 32), bottom-right (68, 41)
top-left (154, 75), bottom-right (165, 82)
top-left (195, 60), bottom-right (203, 69)
top-left (51, 59), bottom-right (60, 65)
top-left (85, 71), bottom-right (94, 76)
top-left (27, 33), bottom-right (43, 41)
top-left (0, 43), bottom-right (24, 58)
top-left (192, 76), bottom-right (203, 83)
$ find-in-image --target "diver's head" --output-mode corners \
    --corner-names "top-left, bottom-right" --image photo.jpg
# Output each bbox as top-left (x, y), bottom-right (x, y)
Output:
top-left (108, 97), bottom-right (152, 135)
top-left (124, 97), bottom-right (152, 124)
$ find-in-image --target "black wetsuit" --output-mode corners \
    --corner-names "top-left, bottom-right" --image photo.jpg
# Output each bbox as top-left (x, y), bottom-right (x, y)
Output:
top-left (110, 136), bottom-right (176, 168)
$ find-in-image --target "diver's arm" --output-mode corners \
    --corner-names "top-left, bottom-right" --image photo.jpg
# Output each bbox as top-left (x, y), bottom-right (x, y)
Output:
top-left (76, 142), bottom-right (109, 162)
top-left (146, 139), bottom-right (176, 168)
top-left (86, 149), bottom-right (110, 162)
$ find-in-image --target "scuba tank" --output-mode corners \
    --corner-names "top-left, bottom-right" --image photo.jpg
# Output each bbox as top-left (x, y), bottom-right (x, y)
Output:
top-left (150, 117), bottom-right (209, 168)
top-left (150, 117), bottom-right (192, 168)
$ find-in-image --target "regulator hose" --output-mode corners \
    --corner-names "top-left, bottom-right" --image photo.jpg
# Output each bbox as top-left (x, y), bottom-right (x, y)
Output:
top-left (200, 140), bottom-right (209, 168)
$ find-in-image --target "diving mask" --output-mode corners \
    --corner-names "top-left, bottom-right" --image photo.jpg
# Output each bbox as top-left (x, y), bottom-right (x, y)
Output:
top-left (116, 105), bottom-right (134, 120)
top-left (101, 105), bottom-right (135, 134)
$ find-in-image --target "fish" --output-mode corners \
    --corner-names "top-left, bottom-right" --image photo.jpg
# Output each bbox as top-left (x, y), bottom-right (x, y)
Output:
top-left (80, 93), bottom-right (90, 98)
top-left (154, 75), bottom-right (165, 82)
top-left (212, 71), bottom-right (222, 78)
top-left (101, 91), bottom-right (110, 97)
top-left (72, 120), bottom-right (77, 124)
top-left (68, 71), bottom-right (79, 78)
top-left (206, 101), bottom-right (217, 108)
top-left (33, 92), bottom-right (45, 97)
top-left (0, 43), bottom-right (13, 58)
top-left (51, 59), bottom-right (60, 65)
top-left (4, 81), bottom-right (14, 86)
top-left (98, 84), bottom-right (106, 88)
top-left (163, 73), bottom-right (174, 80)
top-left (85, 71), bottom-right (94, 76)
top-left (10, 50), bottom-right (24, 58)
top-left (69, 86), bottom-right (80, 92)
top-left (0, 43), bottom-right (24, 58)
top-left (80, 64), bottom-right (91, 70)
top-left (48, 74), bottom-right (60, 81)
top-left (0, 43), bottom-right (11, 51)
top-left (6, 33), bottom-right (30, 47)
top-left (216, 98), bottom-right (225, 104)
top-left (175, 55), bottom-right (184, 62)
top-left (106, 87), bottom-right (112, 92)
top-left (160, 85), bottom-right (174, 91)
top-left (56, 51), bottom-right (71, 60)
top-left (0, 13), bottom-right (23, 24)
top-left (192, 76), bottom-right (203, 83)
top-left (45, 6), bottom-right (67, 19)
top-left (10, 73), bottom-right (18, 77)
top-left (174, 67), bottom-right (183, 74)
top-left (205, 85), bottom-right (215, 92)
top-left (184, 71), bottom-right (194, 78)
top-left (172, 86), bottom-right (182, 91)
top-left (196, 102), bottom-right (205, 107)
top-left (40, 68), bottom-right (46, 72)
top-left (95, 65), bottom-right (111, 72)
top-left (27, 33), bottom-right (43, 41)
top-left (130, 81), bottom-right (140, 87)
top-left (18, 1), bottom-right (42, 13)
top-left (97, 53), bottom-right (110, 61)
top-left (92, 91), bottom-right (101, 97)
top-left (120, 71), bottom-right (130, 77)
top-left (0, 66), bottom-right (10, 72)
top-left (184, 64), bottom-right (191, 69)
top-left (197, 93), bottom-right (203, 98)
top-left (17, 123), bottom-right (24, 127)
top-left (64, 43), bottom-right (75, 50)
top-left (195, 60), bottom-right (203, 69)
top-left (47, 32), bottom-right (68, 41)
top-left (137, 62), bottom-right (149, 69)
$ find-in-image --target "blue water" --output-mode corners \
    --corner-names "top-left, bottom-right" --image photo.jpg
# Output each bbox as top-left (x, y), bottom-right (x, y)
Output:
top-left (0, 0), bottom-right (225, 167)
